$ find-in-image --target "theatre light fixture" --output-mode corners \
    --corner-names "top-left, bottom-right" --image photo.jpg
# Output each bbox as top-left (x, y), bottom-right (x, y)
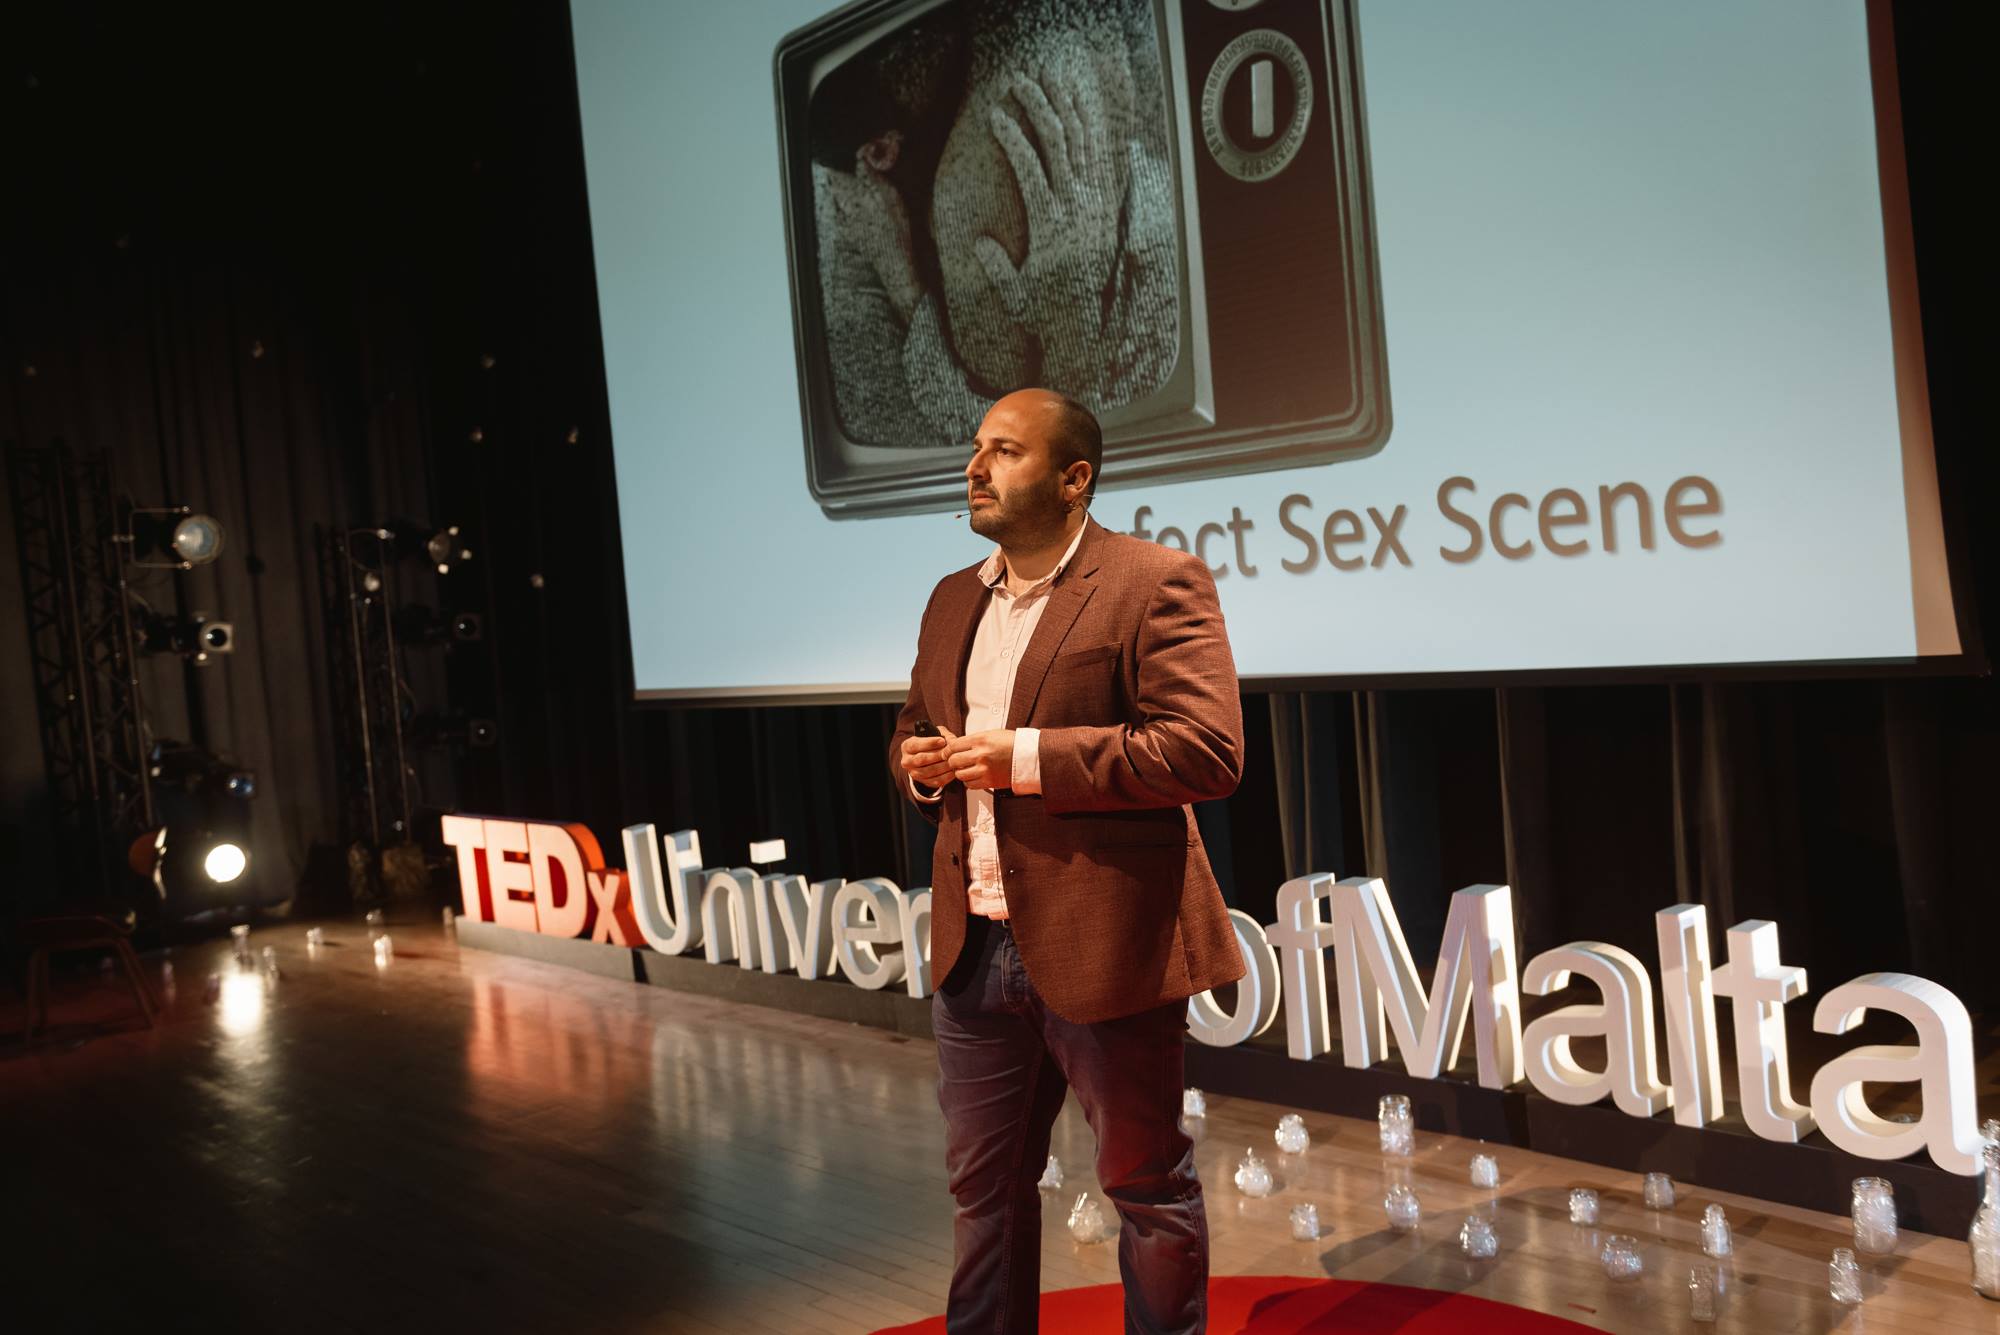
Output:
top-left (123, 505), bottom-right (226, 568)
top-left (128, 825), bottom-right (251, 898)
top-left (384, 518), bottom-right (472, 575)
top-left (131, 741), bottom-right (258, 910)
top-left (203, 841), bottom-right (249, 883)
top-left (139, 611), bottom-right (235, 665)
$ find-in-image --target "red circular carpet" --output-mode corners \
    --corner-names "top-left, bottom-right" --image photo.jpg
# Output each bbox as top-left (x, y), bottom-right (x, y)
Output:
top-left (873, 1276), bottom-right (1599, 1334)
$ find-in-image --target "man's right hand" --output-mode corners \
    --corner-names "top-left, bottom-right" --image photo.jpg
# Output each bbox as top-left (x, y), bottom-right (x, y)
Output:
top-left (900, 727), bottom-right (958, 791)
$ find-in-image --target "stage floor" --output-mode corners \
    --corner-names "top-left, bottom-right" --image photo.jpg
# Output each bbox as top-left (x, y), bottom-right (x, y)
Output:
top-left (3, 914), bottom-right (1993, 1334)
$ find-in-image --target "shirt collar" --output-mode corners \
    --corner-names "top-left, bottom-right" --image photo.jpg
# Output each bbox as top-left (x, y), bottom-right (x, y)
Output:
top-left (978, 519), bottom-right (1088, 593)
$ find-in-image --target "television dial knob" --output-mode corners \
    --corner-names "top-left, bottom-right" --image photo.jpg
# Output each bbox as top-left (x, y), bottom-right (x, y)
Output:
top-left (1201, 28), bottom-right (1314, 182)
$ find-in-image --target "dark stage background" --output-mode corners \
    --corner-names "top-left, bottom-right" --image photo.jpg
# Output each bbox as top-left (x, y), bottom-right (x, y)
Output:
top-left (1, 3), bottom-right (1994, 1011)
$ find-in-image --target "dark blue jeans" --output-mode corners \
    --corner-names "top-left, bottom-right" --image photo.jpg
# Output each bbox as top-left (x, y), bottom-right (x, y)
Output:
top-left (932, 916), bottom-right (1207, 1335)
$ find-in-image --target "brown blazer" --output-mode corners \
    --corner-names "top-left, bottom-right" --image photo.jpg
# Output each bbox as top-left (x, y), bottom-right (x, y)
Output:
top-left (888, 517), bottom-right (1247, 1023)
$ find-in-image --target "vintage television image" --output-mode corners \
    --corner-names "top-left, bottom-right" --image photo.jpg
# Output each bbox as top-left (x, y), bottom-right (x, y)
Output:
top-left (775, 0), bottom-right (1390, 520)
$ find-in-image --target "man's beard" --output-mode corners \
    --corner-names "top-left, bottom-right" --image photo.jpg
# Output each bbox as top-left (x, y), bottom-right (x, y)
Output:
top-left (968, 473), bottom-right (1066, 545)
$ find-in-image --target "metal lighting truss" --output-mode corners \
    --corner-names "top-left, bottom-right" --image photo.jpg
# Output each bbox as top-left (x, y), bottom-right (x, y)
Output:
top-left (5, 444), bottom-right (155, 902)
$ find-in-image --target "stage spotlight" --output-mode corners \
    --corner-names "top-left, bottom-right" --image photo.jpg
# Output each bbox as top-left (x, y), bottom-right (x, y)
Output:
top-left (391, 605), bottom-right (483, 646)
top-left (383, 518), bottom-right (473, 575)
top-left (129, 826), bottom-right (252, 899)
top-left (170, 514), bottom-right (224, 564)
top-left (139, 612), bottom-right (234, 665)
top-left (204, 842), bottom-right (248, 883)
top-left (133, 741), bottom-right (263, 914)
top-left (126, 506), bottom-right (226, 568)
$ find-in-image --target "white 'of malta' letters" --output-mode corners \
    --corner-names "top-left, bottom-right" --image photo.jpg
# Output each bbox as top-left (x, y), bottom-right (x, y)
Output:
top-left (1522, 942), bottom-right (1672, 1117)
top-left (1810, 972), bottom-right (1982, 1175)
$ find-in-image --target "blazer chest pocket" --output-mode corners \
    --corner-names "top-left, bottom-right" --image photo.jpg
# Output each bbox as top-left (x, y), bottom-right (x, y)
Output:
top-left (1051, 642), bottom-right (1119, 671)
top-left (1041, 642), bottom-right (1123, 722)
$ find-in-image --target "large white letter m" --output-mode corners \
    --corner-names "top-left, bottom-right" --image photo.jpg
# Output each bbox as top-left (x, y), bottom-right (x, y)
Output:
top-left (1331, 879), bottom-right (1524, 1089)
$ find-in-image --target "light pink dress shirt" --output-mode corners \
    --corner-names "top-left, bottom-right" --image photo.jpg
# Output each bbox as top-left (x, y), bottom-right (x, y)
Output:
top-left (912, 522), bottom-right (1088, 919)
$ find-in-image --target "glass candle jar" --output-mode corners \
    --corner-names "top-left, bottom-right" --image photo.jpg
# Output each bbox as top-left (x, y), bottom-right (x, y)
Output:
top-left (1378, 1094), bottom-right (1414, 1157)
top-left (1643, 1171), bottom-right (1676, 1209)
top-left (1851, 1177), bottom-right (1897, 1254)
top-left (1459, 1215), bottom-right (1498, 1259)
top-left (1470, 1152), bottom-right (1499, 1190)
top-left (1068, 1193), bottom-right (1108, 1243)
top-left (1234, 1148), bottom-right (1273, 1198)
top-left (1568, 1187), bottom-right (1599, 1226)
top-left (1688, 1264), bottom-right (1718, 1323)
top-left (1969, 1142), bottom-right (2000, 1300)
top-left (1600, 1234), bottom-right (1643, 1281)
top-left (1700, 1203), bottom-right (1732, 1258)
top-left (1384, 1184), bottom-right (1422, 1232)
top-left (1829, 1247), bottom-right (1863, 1304)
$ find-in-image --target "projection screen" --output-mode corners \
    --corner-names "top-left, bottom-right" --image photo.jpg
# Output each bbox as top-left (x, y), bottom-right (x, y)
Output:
top-left (570, 0), bottom-right (1960, 702)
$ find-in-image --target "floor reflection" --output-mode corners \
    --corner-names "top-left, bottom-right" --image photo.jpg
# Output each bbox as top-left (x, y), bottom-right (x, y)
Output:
top-left (217, 969), bottom-right (268, 1038)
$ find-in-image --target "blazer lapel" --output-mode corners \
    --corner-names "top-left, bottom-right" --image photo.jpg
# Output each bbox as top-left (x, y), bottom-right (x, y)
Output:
top-left (1006, 522), bottom-right (1108, 727)
top-left (934, 575), bottom-right (989, 737)
top-left (1007, 581), bottom-right (1093, 727)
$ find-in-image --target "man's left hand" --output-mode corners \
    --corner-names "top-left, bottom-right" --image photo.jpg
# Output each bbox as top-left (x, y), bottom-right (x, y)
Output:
top-left (976, 65), bottom-right (1122, 398)
top-left (945, 730), bottom-right (1015, 790)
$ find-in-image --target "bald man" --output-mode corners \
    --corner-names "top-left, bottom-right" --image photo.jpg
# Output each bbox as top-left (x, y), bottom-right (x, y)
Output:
top-left (890, 389), bottom-right (1246, 1334)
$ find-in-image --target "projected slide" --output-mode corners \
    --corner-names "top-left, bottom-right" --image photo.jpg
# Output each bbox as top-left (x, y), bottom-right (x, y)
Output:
top-left (571, 0), bottom-right (1957, 699)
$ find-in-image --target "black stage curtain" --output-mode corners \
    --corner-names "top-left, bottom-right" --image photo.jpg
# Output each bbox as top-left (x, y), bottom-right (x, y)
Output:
top-left (0, 248), bottom-right (437, 917)
top-left (2, 2), bottom-right (1993, 1018)
top-left (1256, 678), bottom-right (2000, 1011)
top-left (0, 1), bottom-right (487, 918)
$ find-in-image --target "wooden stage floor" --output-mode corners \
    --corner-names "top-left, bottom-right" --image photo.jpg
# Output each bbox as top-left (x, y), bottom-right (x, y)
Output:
top-left (3, 914), bottom-right (1995, 1334)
